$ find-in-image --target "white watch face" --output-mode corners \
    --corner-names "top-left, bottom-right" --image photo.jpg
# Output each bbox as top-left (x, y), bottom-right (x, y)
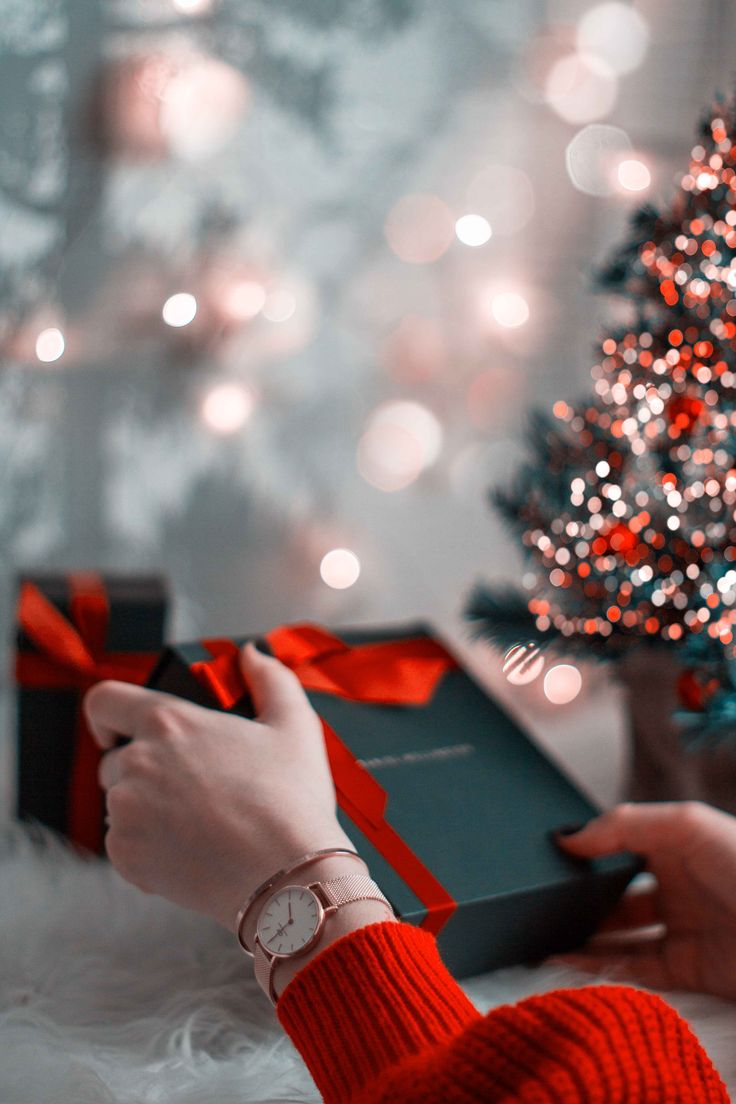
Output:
top-left (257, 885), bottom-right (322, 956)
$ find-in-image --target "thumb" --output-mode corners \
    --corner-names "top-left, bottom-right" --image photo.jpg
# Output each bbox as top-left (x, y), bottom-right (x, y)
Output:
top-left (239, 641), bottom-right (311, 727)
top-left (556, 801), bottom-right (693, 860)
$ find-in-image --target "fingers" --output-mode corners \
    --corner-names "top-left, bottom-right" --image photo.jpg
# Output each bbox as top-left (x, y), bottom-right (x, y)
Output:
top-left (239, 642), bottom-right (312, 728)
top-left (83, 681), bottom-right (189, 749)
top-left (86, 645), bottom-right (316, 753)
top-left (98, 746), bottom-right (125, 791)
top-left (597, 882), bottom-right (662, 934)
top-left (556, 802), bottom-right (710, 860)
top-left (97, 736), bottom-right (155, 791)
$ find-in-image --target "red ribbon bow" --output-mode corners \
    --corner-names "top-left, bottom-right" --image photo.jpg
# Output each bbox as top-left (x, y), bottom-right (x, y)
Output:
top-left (190, 623), bottom-right (460, 935)
top-left (15, 573), bottom-right (159, 853)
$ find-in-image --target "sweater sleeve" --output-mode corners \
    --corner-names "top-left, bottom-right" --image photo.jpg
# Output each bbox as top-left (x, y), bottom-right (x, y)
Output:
top-left (277, 920), bottom-right (729, 1104)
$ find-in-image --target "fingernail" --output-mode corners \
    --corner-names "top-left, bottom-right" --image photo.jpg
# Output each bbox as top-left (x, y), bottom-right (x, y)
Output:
top-left (554, 823), bottom-right (586, 838)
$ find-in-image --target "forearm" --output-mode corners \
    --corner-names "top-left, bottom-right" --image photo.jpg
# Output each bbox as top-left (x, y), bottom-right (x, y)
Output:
top-left (276, 921), bottom-right (729, 1104)
top-left (265, 855), bottom-right (397, 998)
top-left (232, 853), bottom-right (728, 1103)
top-left (275, 898), bottom-right (397, 996)
top-left (235, 853), bottom-right (397, 998)
top-left (276, 920), bottom-right (480, 1103)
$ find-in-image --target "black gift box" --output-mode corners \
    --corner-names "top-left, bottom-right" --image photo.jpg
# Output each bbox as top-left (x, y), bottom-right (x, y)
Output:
top-left (147, 621), bottom-right (640, 979)
top-left (15, 572), bottom-right (168, 853)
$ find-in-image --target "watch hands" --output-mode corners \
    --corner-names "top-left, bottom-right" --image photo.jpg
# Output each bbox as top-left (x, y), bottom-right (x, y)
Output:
top-left (273, 901), bottom-right (296, 941)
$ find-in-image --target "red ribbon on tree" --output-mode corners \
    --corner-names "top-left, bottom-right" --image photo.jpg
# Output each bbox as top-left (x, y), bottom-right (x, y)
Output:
top-left (190, 623), bottom-right (460, 935)
top-left (15, 573), bottom-right (159, 853)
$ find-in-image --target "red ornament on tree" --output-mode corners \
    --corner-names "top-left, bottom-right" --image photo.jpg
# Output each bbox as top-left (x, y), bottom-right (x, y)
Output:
top-left (666, 393), bottom-right (705, 434)
top-left (677, 668), bottom-right (720, 712)
top-left (596, 521), bottom-right (638, 554)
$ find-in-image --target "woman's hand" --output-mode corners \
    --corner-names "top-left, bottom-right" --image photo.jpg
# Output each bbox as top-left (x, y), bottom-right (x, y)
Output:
top-left (83, 643), bottom-right (355, 933)
top-left (557, 800), bottom-right (736, 1000)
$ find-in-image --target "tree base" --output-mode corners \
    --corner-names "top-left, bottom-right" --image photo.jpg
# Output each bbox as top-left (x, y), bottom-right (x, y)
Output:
top-left (618, 649), bottom-right (736, 816)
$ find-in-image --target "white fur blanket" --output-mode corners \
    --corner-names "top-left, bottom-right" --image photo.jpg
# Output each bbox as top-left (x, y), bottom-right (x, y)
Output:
top-left (2, 821), bottom-right (735, 1103)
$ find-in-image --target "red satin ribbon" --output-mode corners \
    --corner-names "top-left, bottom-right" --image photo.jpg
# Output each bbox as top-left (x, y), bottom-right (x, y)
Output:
top-left (190, 623), bottom-right (460, 935)
top-left (15, 574), bottom-right (158, 853)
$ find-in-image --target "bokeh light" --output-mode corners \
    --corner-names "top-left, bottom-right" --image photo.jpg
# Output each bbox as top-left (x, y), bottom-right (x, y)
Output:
top-left (373, 401), bottom-right (442, 464)
top-left (357, 425), bottom-right (424, 492)
top-left (543, 664), bottom-right (583, 705)
top-left (577, 2), bottom-right (650, 75)
top-left (320, 548), bottom-right (361, 589)
top-left (488, 291), bottom-right (530, 329)
top-left (357, 400), bottom-right (443, 492)
top-left (35, 327), bottom-right (65, 363)
top-left (262, 289), bottom-right (297, 322)
top-left (162, 292), bottom-right (198, 327)
top-left (101, 51), bottom-right (246, 160)
top-left (545, 53), bottom-right (618, 124)
top-left (503, 643), bottom-right (545, 685)
top-left (249, 275), bottom-right (317, 358)
top-left (159, 53), bottom-right (249, 160)
top-left (201, 382), bottom-right (254, 433)
top-left (455, 214), bottom-right (492, 247)
top-left (172, 0), bottom-right (214, 11)
top-left (224, 280), bottom-right (266, 321)
top-left (565, 124), bottom-right (631, 196)
top-left (617, 157), bottom-right (651, 192)
top-left (384, 193), bottom-right (455, 264)
top-left (466, 165), bottom-right (535, 237)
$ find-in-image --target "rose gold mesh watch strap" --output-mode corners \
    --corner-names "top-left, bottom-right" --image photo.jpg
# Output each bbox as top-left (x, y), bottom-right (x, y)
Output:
top-left (320, 873), bottom-right (392, 910)
top-left (254, 939), bottom-right (275, 997)
top-left (253, 874), bottom-right (394, 1005)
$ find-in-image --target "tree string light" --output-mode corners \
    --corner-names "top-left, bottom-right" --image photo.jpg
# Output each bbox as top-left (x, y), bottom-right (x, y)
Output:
top-left (543, 664), bottom-right (583, 704)
top-left (201, 382), bottom-right (254, 433)
top-left (455, 214), bottom-right (492, 247)
top-left (503, 643), bottom-right (544, 685)
top-left (617, 158), bottom-right (651, 193)
top-left (489, 291), bottom-right (530, 329)
top-left (470, 92), bottom-right (736, 700)
top-left (320, 548), bottom-right (361, 589)
top-left (35, 327), bottom-right (65, 363)
top-left (163, 292), bottom-right (198, 327)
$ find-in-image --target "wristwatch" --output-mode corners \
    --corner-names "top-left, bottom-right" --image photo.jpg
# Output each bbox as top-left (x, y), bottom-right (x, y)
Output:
top-left (241, 857), bottom-right (394, 1005)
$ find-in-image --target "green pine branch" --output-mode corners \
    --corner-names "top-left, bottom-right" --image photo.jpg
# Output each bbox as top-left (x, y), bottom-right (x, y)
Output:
top-left (465, 584), bottom-right (556, 652)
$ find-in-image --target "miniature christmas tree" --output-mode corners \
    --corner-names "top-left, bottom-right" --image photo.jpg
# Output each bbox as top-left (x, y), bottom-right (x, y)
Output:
top-left (468, 91), bottom-right (736, 736)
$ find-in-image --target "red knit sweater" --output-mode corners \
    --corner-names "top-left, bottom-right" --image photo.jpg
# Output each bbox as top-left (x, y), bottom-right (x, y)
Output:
top-left (277, 921), bottom-right (729, 1103)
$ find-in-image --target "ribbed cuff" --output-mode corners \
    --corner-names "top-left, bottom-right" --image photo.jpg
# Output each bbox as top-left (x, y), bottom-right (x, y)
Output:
top-left (276, 920), bottom-right (478, 1104)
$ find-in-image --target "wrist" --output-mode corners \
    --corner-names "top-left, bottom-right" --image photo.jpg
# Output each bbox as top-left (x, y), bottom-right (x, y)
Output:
top-left (271, 881), bottom-right (396, 1000)
top-left (219, 824), bottom-right (356, 933)
top-left (239, 853), bottom-right (377, 949)
top-left (242, 853), bottom-right (397, 1001)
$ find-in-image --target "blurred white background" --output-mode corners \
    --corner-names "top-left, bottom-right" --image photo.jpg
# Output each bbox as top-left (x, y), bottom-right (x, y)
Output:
top-left (2, 0), bottom-right (735, 817)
